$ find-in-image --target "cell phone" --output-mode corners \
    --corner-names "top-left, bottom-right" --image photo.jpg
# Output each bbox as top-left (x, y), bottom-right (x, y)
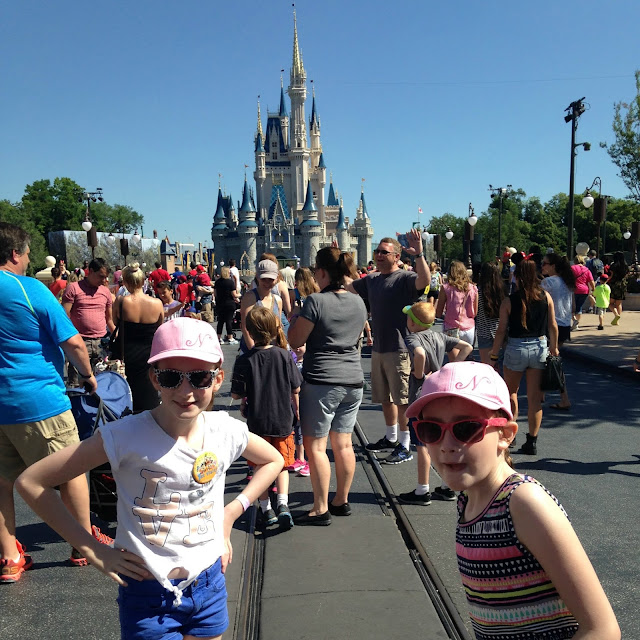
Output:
top-left (397, 234), bottom-right (409, 249)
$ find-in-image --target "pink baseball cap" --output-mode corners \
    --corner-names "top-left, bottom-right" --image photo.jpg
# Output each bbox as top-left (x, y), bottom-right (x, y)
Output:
top-left (406, 362), bottom-right (513, 420)
top-left (148, 318), bottom-right (224, 366)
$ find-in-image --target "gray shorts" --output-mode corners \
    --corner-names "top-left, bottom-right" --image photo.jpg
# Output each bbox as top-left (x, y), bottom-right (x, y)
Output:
top-left (596, 307), bottom-right (606, 317)
top-left (504, 336), bottom-right (548, 372)
top-left (300, 383), bottom-right (363, 439)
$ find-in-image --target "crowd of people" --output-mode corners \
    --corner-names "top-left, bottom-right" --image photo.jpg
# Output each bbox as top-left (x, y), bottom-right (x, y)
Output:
top-left (1, 218), bottom-right (625, 639)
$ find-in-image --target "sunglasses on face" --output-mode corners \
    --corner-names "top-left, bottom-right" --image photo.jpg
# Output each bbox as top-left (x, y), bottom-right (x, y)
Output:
top-left (154, 368), bottom-right (219, 390)
top-left (414, 417), bottom-right (508, 445)
top-left (375, 248), bottom-right (393, 256)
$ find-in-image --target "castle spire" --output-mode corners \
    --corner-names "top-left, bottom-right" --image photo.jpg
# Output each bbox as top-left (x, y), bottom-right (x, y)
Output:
top-left (336, 204), bottom-right (347, 230)
top-left (279, 77), bottom-right (288, 117)
top-left (310, 84), bottom-right (318, 127)
top-left (291, 9), bottom-right (305, 80)
top-left (256, 99), bottom-right (263, 138)
top-left (302, 181), bottom-right (317, 213)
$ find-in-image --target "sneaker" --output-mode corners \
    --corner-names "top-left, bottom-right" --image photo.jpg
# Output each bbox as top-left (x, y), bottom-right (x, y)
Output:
top-left (262, 508), bottom-right (278, 526)
top-left (0, 540), bottom-right (34, 583)
top-left (381, 443), bottom-right (413, 465)
top-left (365, 436), bottom-right (398, 452)
top-left (611, 316), bottom-right (620, 326)
top-left (297, 462), bottom-right (310, 477)
top-left (597, 325), bottom-right (604, 331)
top-left (432, 486), bottom-right (456, 501)
top-left (70, 525), bottom-right (114, 566)
top-left (227, 338), bottom-right (239, 345)
top-left (571, 319), bottom-right (579, 331)
top-left (286, 459), bottom-right (305, 472)
top-left (276, 504), bottom-right (294, 530)
top-left (397, 490), bottom-right (432, 506)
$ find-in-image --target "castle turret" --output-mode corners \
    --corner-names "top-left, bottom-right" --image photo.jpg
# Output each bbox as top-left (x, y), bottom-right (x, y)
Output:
top-left (336, 201), bottom-right (349, 252)
top-left (300, 181), bottom-right (322, 267)
top-left (211, 187), bottom-right (229, 264)
top-left (353, 186), bottom-right (374, 267)
top-left (254, 100), bottom-right (266, 217)
top-left (238, 177), bottom-right (259, 268)
top-left (287, 10), bottom-right (310, 212)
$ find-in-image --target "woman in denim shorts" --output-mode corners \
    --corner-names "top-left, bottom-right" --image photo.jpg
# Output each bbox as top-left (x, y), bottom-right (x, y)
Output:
top-left (491, 260), bottom-right (559, 455)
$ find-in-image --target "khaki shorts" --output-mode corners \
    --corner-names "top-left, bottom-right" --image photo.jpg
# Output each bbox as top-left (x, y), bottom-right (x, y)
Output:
top-left (0, 410), bottom-right (80, 482)
top-left (371, 351), bottom-right (411, 405)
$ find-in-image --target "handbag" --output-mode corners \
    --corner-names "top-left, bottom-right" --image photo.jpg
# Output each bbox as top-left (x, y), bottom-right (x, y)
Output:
top-left (541, 354), bottom-right (565, 392)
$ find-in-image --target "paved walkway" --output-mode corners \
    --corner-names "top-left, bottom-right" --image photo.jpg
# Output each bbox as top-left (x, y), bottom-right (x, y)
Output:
top-left (561, 309), bottom-right (640, 377)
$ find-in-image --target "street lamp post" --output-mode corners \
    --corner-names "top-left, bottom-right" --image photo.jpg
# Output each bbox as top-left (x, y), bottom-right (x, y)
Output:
top-left (108, 227), bottom-right (130, 265)
top-left (489, 185), bottom-right (512, 259)
top-left (564, 97), bottom-right (589, 259)
top-left (465, 203), bottom-right (477, 269)
top-left (79, 188), bottom-right (103, 259)
top-left (582, 177), bottom-right (608, 258)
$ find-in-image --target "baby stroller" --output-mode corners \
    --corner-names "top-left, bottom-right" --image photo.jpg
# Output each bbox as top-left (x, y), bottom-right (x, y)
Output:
top-left (67, 371), bottom-right (133, 521)
top-left (231, 301), bottom-right (242, 338)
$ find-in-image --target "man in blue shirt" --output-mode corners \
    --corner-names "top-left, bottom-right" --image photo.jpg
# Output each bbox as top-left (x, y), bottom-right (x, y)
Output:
top-left (0, 222), bottom-right (107, 583)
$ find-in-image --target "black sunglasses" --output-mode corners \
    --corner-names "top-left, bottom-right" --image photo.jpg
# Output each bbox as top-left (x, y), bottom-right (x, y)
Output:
top-left (154, 368), bottom-right (219, 390)
top-left (414, 417), bottom-right (507, 445)
top-left (375, 248), bottom-right (393, 256)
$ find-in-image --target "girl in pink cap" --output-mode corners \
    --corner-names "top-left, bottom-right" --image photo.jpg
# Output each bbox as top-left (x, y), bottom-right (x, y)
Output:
top-left (406, 361), bottom-right (619, 640)
top-left (16, 318), bottom-right (284, 640)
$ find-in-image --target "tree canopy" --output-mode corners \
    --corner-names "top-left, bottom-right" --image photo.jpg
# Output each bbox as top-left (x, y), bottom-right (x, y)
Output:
top-left (602, 70), bottom-right (640, 203)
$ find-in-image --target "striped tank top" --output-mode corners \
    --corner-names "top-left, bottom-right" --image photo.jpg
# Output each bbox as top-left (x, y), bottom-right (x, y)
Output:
top-left (456, 474), bottom-right (579, 639)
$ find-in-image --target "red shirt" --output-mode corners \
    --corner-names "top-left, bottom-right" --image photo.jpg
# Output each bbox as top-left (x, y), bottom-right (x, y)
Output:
top-left (176, 282), bottom-right (194, 303)
top-left (148, 268), bottom-right (171, 292)
top-left (62, 280), bottom-right (112, 338)
top-left (49, 279), bottom-right (67, 298)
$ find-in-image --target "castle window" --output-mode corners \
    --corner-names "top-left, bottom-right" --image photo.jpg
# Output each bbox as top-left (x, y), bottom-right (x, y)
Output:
top-left (272, 141), bottom-right (277, 148)
top-left (272, 152), bottom-right (277, 160)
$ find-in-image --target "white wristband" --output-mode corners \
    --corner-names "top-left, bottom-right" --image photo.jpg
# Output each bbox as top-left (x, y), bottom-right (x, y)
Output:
top-left (235, 494), bottom-right (251, 512)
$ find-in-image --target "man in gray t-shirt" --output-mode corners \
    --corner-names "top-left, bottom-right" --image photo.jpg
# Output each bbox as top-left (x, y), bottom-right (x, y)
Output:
top-left (349, 229), bottom-right (430, 464)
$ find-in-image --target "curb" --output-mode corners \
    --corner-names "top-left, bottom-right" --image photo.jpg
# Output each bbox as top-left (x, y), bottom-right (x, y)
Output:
top-left (561, 346), bottom-right (639, 382)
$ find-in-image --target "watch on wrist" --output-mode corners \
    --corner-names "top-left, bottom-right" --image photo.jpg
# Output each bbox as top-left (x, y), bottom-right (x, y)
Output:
top-left (78, 371), bottom-right (93, 379)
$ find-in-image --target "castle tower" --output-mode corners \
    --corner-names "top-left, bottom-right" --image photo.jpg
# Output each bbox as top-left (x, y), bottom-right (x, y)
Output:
top-left (287, 10), bottom-right (310, 212)
top-left (300, 181), bottom-right (322, 267)
top-left (237, 176), bottom-right (259, 268)
top-left (211, 187), bottom-right (229, 265)
top-left (353, 187), bottom-right (374, 267)
top-left (254, 100), bottom-right (266, 217)
top-left (278, 78), bottom-right (290, 150)
top-left (336, 200), bottom-right (349, 252)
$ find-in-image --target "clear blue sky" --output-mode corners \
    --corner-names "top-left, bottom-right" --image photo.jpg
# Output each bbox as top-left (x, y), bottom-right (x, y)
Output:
top-left (2, 0), bottom-right (638, 248)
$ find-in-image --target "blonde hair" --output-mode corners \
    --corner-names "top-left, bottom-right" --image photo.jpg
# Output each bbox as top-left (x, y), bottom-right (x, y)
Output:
top-left (409, 301), bottom-right (436, 326)
top-left (574, 254), bottom-right (586, 265)
top-left (220, 266), bottom-right (230, 279)
top-left (295, 267), bottom-right (319, 297)
top-left (122, 263), bottom-right (144, 291)
top-left (246, 306), bottom-right (277, 347)
top-left (447, 261), bottom-right (471, 292)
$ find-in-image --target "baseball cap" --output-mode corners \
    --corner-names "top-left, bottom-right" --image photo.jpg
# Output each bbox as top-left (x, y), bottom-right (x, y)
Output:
top-left (599, 273), bottom-right (609, 281)
top-left (406, 362), bottom-right (513, 420)
top-left (148, 318), bottom-right (224, 365)
top-left (257, 260), bottom-right (279, 280)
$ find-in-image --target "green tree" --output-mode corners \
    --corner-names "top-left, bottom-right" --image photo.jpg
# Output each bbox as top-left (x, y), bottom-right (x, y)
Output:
top-left (89, 202), bottom-right (144, 233)
top-left (0, 199), bottom-right (48, 274)
top-left (427, 212), bottom-right (466, 264)
top-left (601, 70), bottom-right (640, 202)
top-left (21, 177), bottom-right (85, 234)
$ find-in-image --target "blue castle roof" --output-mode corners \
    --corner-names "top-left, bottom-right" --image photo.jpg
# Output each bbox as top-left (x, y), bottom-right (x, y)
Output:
top-left (254, 131), bottom-right (264, 153)
top-left (239, 178), bottom-right (255, 214)
top-left (336, 205), bottom-right (347, 230)
top-left (360, 191), bottom-right (369, 219)
top-left (327, 181), bottom-right (338, 206)
top-left (264, 116), bottom-right (288, 154)
top-left (279, 85), bottom-right (288, 117)
top-left (318, 152), bottom-right (326, 169)
top-left (269, 184), bottom-right (290, 220)
top-left (302, 182), bottom-right (317, 213)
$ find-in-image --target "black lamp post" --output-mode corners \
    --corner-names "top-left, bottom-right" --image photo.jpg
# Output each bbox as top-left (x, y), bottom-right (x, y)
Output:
top-left (564, 97), bottom-right (589, 259)
top-left (489, 185), bottom-right (512, 259)
top-left (79, 188), bottom-right (103, 259)
top-left (108, 227), bottom-right (133, 266)
top-left (465, 203), bottom-right (477, 269)
top-left (582, 177), bottom-right (608, 258)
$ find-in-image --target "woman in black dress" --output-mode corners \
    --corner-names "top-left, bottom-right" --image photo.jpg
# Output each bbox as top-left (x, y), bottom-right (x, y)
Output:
top-left (112, 263), bottom-right (164, 411)
top-left (214, 266), bottom-right (240, 344)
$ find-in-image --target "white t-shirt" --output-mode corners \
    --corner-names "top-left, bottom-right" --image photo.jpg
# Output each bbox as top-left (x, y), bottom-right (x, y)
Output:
top-left (229, 266), bottom-right (241, 294)
top-left (541, 276), bottom-right (573, 327)
top-left (100, 410), bottom-right (249, 604)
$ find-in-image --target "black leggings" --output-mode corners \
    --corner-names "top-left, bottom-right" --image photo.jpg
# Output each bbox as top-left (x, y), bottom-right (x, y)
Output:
top-left (216, 306), bottom-right (235, 336)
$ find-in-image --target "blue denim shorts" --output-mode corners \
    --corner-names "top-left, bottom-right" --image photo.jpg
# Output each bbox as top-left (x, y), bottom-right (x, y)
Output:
top-left (504, 336), bottom-right (548, 372)
top-left (118, 558), bottom-right (228, 639)
top-left (300, 383), bottom-right (363, 438)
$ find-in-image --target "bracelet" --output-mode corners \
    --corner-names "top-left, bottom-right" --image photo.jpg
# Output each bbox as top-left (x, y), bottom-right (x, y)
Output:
top-left (235, 494), bottom-right (251, 512)
top-left (78, 371), bottom-right (94, 379)
top-left (490, 354), bottom-right (499, 361)
top-left (416, 253), bottom-right (424, 258)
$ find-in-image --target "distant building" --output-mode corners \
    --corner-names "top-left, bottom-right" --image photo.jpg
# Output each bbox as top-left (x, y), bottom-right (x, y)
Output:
top-left (211, 11), bottom-right (374, 276)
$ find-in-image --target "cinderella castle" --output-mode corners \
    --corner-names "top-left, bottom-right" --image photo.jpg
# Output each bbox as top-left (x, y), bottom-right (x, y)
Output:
top-left (211, 12), bottom-right (374, 273)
